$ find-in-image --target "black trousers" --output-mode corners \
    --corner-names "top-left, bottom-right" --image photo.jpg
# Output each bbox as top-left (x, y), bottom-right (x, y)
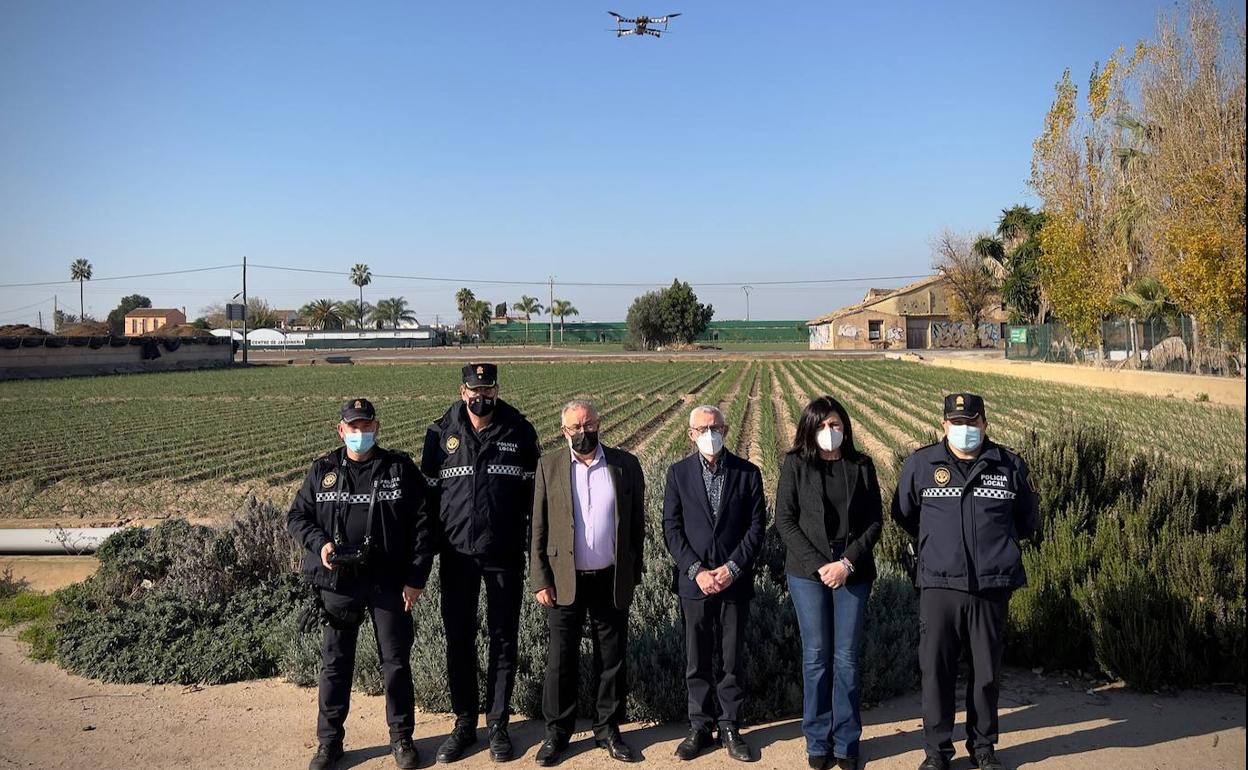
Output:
top-left (681, 595), bottom-right (748, 731)
top-left (440, 550), bottom-right (524, 726)
top-left (918, 587), bottom-right (1010, 762)
top-left (318, 581), bottom-right (415, 744)
top-left (543, 568), bottom-right (628, 740)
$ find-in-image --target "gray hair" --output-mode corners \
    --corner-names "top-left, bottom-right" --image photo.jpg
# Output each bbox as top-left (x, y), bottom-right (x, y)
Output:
top-left (561, 399), bottom-right (599, 422)
top-left (689, 404), bottom-right (726, 427)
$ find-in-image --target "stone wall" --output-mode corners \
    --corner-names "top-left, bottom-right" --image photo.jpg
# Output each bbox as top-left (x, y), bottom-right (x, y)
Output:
top-left (0, 338), bottom-right (233, 380)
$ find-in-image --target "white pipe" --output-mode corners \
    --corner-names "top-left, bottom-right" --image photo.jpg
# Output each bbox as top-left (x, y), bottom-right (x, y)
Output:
top-left (0, 528), bottom-right (124, 555)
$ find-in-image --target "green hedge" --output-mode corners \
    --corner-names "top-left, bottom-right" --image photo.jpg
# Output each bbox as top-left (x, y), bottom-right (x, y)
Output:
top-left (26, 421), bottom-right (1244, 715)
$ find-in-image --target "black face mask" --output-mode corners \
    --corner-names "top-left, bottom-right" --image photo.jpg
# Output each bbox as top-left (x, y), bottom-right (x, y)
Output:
top-left (570, 430), bottom-right (599, 455)
top-left (468, 395), bottom-right (496, 417)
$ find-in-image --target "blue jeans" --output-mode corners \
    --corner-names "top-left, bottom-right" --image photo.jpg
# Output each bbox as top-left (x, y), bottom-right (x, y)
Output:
top-left (788, 572), bottom-right (871, 759)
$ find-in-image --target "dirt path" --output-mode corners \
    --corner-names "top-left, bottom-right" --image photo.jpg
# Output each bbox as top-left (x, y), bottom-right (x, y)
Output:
top-left (0, 635), bottom-right (1242, 770)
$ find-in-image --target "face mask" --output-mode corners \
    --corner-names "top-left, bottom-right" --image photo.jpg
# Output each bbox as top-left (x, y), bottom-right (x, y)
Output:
top-left (569, 430), bottom-right (599, 455)
top-left (468, 394), bottom-right (496, 417)
top-left (696, 430), bottom-right (724, 456)
top-left (344, 431), bottom-right (376, 454)
top-left (816, 426), bottom-right (844, 452)
top-left (947, 425), bottom-right (984, 453)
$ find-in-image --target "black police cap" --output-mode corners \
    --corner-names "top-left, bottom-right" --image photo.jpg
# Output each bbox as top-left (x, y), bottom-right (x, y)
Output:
top-left (943, 392), bottom-right (985, 420)
top-left (462, 363), bottom-right (498, 388)
top-left (341, 398), bottom-right (377, 423)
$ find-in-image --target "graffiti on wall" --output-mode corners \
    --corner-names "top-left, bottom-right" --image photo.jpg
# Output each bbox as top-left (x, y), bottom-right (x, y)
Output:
top-left (886, 327), bottom-right (904, 342)
top-left (809, 324), bottom-right (830, 347)
top-left (930, 322), bottom-right (1002, 348)
top-left (838, 324), bottom-right (860, 339)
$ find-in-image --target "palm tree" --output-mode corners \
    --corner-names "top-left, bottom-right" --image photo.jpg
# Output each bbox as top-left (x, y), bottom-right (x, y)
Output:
top-left (336, 299), bottom-right (372, 330)
top-left (1115, 276), bottom-right (1179, 356)
top-left (371, 297), bottom-right (417, 329)
top-left (350, 264), bottom-right (372, 330)
top-left (512, 295), bottom-right (543, 344)
top-left (994, 206), bottom-right (1049, 324)
top-left (549, 299), bottom-right (579, 343)
top-left (299, 299), bottom-right (343, 330)
top-left (69, 259), bottom-right (92, 319)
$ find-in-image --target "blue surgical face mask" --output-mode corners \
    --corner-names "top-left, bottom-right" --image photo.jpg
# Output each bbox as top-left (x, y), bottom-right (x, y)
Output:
top-left (947, 424), bottom-right (984, 453)
top-left (344, 431), bottom-right (376, 454)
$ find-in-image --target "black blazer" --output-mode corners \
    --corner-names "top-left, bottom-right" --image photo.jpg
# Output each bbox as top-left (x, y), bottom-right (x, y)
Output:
top-left (662, 450), bottom-right (768, 601)
top-left (774, 451), bottom-right (882, 583)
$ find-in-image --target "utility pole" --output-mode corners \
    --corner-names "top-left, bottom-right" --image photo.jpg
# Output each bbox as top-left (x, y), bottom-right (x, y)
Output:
top-left (742, 285), bottom-right (753, 321)
top-left (38, 311), bottom-right (43, 332)
top-left (53, 295), bottom-right (58, 333)
top-left (548, 275), bottom-right (555, 348)
top-left (242, 256), bottom-right (249, 364)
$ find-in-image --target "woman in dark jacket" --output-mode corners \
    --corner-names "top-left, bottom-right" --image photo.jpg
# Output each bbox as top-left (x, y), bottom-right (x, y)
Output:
top-left (775, 395), bottom-right (883, 770)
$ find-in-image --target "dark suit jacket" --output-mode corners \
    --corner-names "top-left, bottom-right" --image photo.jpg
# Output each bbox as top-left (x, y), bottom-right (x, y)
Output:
top-left (774, 451), bottom-right (882, 584)
top-left (529, 444), bottom-right (646, 610)
top-left (662, 450), bottom-right (768, 601)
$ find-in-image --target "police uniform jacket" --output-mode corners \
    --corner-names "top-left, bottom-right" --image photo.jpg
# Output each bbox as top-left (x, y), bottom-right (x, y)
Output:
top-left (891, 438), bottom-right (1040, 592)
top-left (287, 445), bottom-right (434, 591)
top-left (421, 399), bottom-right (540, 564)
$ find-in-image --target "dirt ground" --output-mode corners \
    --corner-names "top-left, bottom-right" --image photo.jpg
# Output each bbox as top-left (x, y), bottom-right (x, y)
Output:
top-left (0, 635), bottom-right (1242, 770)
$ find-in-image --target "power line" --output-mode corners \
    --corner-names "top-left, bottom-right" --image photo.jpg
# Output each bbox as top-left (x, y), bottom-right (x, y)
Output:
top-left (0, 265), bottom-right (237, 289)
top-left (0, 296), bottom-right (55, 317)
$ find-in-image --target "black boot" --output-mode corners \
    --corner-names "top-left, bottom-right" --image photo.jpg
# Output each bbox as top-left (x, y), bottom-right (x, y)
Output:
top-left (674, 728), bottom-right (714, 760)
top-left (392, 736), bottom-right (420, 769)
top-left (437, 720), bottom-right (478, 763)
top-left (918, 755), bottom-right (950, 770)
top-left (488, 721), bottom-right (514, 762)
top-left (971, 748), bottom-right (1008, 770)
top-left (308, 742), bottom-right (344, 770)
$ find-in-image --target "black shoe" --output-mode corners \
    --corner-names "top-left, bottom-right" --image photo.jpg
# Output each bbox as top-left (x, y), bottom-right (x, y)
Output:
top-left (308, 742), bottom-right (344, 770)
top-left (489, 722), bottom-right (515, 762)
top-left (674, 728), bottom-right (714, 760)
top-left (808, 755), bottom-right (829, 770)
top-left (834, 757), bottom-right (860, 770)
top-left (718, 726), bottom-right (752, 762)
top-left (594, 729), bottom-right (636, 762)
top-left (392, 737), bottom-right (420, 769)
top-left (535, 736), bottom-right (568, 767)
top-left (437, 721), bottom-right (478, 763)
top-left (918, 755), bottom-right (950, 770)
top-left (971, 748), bottom-right (1007, 770)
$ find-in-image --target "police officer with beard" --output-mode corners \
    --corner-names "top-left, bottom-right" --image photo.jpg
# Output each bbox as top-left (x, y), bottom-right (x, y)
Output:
top-left (288, 398), bottom-right (434, 770)
top-left (891, 393), bottom-right (1040, 770)
top-left (421, 364), bottom-right (540, 763)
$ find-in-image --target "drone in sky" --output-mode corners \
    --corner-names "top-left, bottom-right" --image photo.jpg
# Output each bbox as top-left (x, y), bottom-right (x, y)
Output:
top-left (608, 11), bottom-right (681, 38)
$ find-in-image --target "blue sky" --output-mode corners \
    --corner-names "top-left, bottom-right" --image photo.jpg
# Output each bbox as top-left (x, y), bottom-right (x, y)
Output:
top-left (0, 0), bottom-right (1209, 325)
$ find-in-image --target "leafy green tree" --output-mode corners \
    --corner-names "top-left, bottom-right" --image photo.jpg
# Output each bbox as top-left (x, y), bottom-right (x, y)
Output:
top-left (626, 280), bottom-right (713, 349)
top-left (106, 294), bottom-right (152, 336)
top-left (69, 258), bottom-right (92, 319)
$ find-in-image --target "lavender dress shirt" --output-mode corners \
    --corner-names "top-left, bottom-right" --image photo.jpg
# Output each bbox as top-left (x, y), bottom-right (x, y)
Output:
top-left (570, 445), bottom-right (617, 570)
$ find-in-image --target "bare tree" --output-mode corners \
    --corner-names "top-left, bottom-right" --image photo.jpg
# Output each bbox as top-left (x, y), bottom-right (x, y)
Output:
top-left (932, 229), bottom-right (1001, 341)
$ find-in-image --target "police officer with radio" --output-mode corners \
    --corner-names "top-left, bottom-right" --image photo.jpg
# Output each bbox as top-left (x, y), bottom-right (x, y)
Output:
top-left (421, 363), bottom-right (541, 763)
top-left (288, 398), bottom-right (434, 770)
top-left (891, 393), bottom-right (1039, 770)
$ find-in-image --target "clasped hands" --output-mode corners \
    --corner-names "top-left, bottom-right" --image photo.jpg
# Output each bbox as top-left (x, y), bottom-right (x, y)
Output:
top-left (695, 566), bottom-right (734, 596)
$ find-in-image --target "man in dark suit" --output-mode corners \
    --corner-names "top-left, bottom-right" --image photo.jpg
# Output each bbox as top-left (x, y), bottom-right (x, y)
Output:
top-left (529, 399), bottom-right (646, 767)
top-left (662, 405), bottom-right (768, 762)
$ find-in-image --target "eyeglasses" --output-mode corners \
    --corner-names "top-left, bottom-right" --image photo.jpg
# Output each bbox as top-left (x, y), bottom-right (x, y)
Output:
top-left (689, 425), bottom-right (725, 435)
top-left (563, 422), bottom-right (600, 432)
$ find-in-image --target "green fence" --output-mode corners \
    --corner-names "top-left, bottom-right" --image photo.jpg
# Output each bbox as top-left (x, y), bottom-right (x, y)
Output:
top-left (480, 320), bottom-right (808, 345)
top-left (1006, 318), bottom-right (1244, 376)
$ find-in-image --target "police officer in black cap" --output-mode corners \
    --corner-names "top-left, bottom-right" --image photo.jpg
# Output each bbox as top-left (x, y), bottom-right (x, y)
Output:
top-left (288, 398), bottom-right (435, 770)
top-left (891, 393), bottom-right (1040, 770)
top-left (421, 363), bottom-right (541, 763)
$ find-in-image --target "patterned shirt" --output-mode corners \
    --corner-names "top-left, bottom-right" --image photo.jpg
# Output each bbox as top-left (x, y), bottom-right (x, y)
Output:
top-left (686, 450), bottom-right (741, 583)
